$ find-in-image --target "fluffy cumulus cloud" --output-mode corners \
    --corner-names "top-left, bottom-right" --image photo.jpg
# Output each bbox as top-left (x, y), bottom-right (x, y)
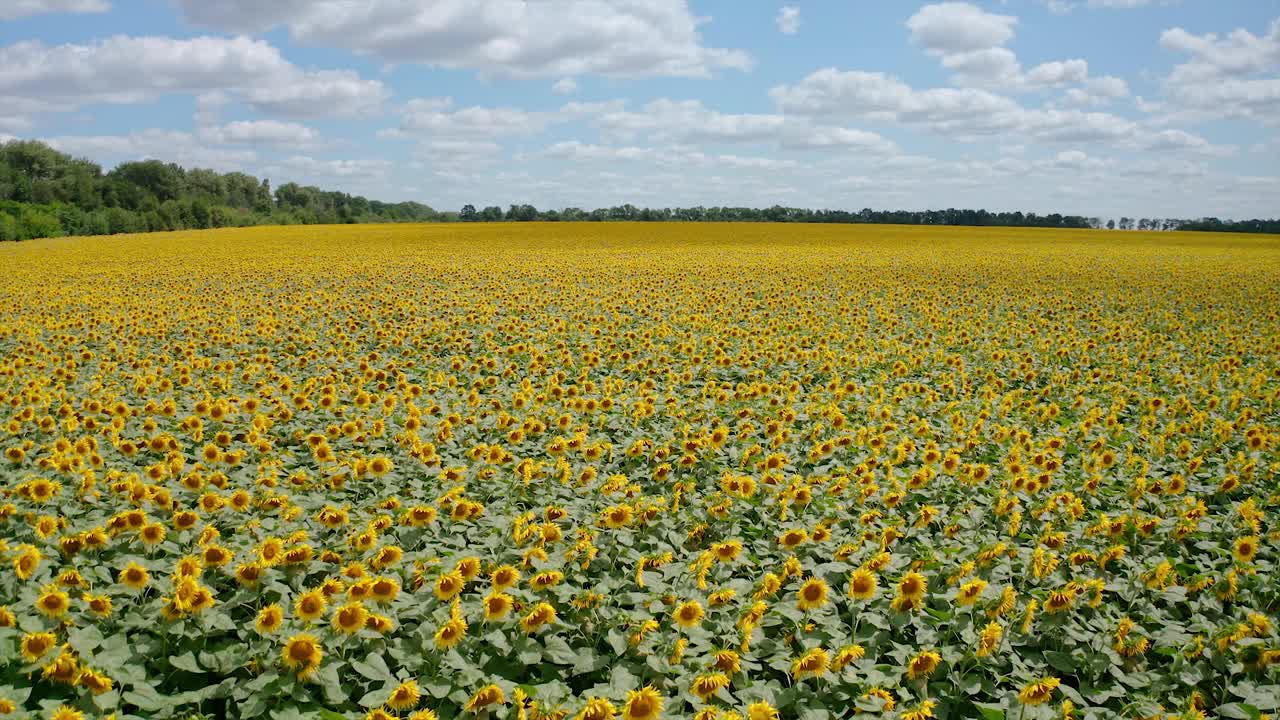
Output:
top-left (597, 99), bottom-right (787, 143)
top-left (196, 120), bottom-right (321, 148)
top-left (387, 98), bottom-right (561, 138)
top-left (907, 2), bottom-right (1119, 96)
top-left (44, 130), bottom-right (258, 172)
top-left (776, 6), bottom-right (801, 35)
top-left (768, 67), bottom-right (1227, 154)
top-left (0, 35), bottom-right (386, 119)
top-left (173, 0), bottom-right (751, 79)
top-left (907, 2), bottom-right (1017, 54)
top-left (0, 0), bottom-right (109, 21)
top-left (1157, 19), bottom-right (1280, 122)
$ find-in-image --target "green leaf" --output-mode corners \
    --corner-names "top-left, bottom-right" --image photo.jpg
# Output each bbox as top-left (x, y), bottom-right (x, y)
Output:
top-left (973, 702), bottom-right (1006, 719)
top-left (1217, 704), bottom-right (1262, 720)
top-left (169, 652), bottom-right (202, 672)
top-left (352, 654), bottom-right (394, 682)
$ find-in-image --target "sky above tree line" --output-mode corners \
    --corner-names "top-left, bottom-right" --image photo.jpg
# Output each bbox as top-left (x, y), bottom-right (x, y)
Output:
top-left (1, 1), bottom-right (1277, 218)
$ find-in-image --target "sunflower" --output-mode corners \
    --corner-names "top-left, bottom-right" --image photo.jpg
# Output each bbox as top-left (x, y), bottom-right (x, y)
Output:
top-left (530, 570), bottom-right (565, 591)
top-left (81, 593), bottom-right (113, 617)
top-left (898, 572), bottom-right (928, 600)
top-left (333, 601), bottom-right (370, 634)
top-left (906, 650), bottom-right (942, 680)
top-left (713, 540), bottom-right (743, 562)
top-left (900, 699), bottom-right (938, 720)
top-left (281, 634), bottom-right (323, 678)
top-left (673, 600), bottom-right (705, 628)
top-left (603, 504), bottom-right (634, 528)
top-left (294, 589), bottom-right (328, 622)
top-left (1018, 677), bottom-right (1060, 705)
top-left (256, 604), bottom-right (284, 634)
top-left (454, 556), bottom-right (482, 580)
top-left (35, 586), bottom-right (70, 618)
top-left (863, 688), bottom-right (896, 712)
top-left (519, 601), bottom-right (557, 633)
top-left (976, 622), bottom-right (1003, 658)
top-left (435, 617), bottom-right (468, 649)
top-left (847, 569), bottom-right (878, 600)
top-left (795, 577), bottom-right (829, 611)
top-left (1043, 586), bottom-right (1077, 614)
top-left (778, 529), bottom-right (808, 549)
top-left (790, 647), bottom-right (829, 680)
top-left (387, 679), bottom-right (421, 710)
top-left (20, 631), bottom-right (57, 662)
top-left (48, 706), bottom-right (85, 720)
top-left (222, 560), bottom-right (257, 589)
top-left (76, 667), bottom-right (113, 695)
top-left (955, 579), bottom-right (988, 606)
top-left (464, 684), bottom-right (506, 713)
top-left (683, 671), bottom-right (727, 702)
top-left (1234, 536), bottom-right (1259, 563)
top-left (746, 702), bottom-right (778, 720)
top-left (370, 577), bottom-right (400, 604)
top-left (42, 647), bottom-right (79, 684)
top-left (576, 697), bottom-right (617, 720)
top-left (623, 686), bottom-right (663, 720)
top-left (436, 571), bottom-right (465, 600)
top-left (119, 562), bottom-right (150, 590)
top-left (483, 591), bottom-right (514, 621)
top-left (831, 644), bottom-right (865, 671)
top-left (490, 565), bottom-right (520, 590)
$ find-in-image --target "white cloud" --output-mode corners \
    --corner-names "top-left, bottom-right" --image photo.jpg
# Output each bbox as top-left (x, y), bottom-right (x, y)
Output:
top-left (275, 155), bottom-right (393, 180)
top-left (1060, 76), bottom-right (1130, 106)
top-left (552, 78), bottom-right (578, 94)
top-left (770, 69), bottom-right (1020, 126)
top-left (777, 6), bottom-right (801, 36)
top-left (779, 125), bottom-right (898, 153)
top-left (245, 69), bottom-right (386, 118)
top-left (392, 98), bottom-right (554, 137)
top-left (0, 0), bottom-right (109, 21)
top-left (544, 141), bottom-right (649, 161)
top-left (907, 3), bottom-right (1016, 54)
top-left (769, 68), bottom-right (1214, 151)
top-left (43, 130), bottom-right (257, 171)
top-left (1158, 19), bottom-right (1280, 123)
top-left (0, 35), bottom-right (386, 119)
top-left (1052, 149), bottom-right (1107, 169)
top-left (197, 120), bottom-right (321, 148)
top-left (1025, 60), bottom-right (1090, 87)
top-left (597, 99), bottom-right (788, 143)
top-left (174, 0), bottom-right (751, 79)
top-left (908, 2), bottom-right (1104, 93)
top-left (540, 141), bottom-right (800, 171)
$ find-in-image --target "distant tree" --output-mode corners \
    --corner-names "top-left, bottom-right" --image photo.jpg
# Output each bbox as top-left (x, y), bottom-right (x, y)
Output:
top-left (0, 212), bottom-right (17, 241)
top-left (18, 206), bottom-right (63, 239)
top-left (459, 204), bottom-right (478, 221)
top-left (1106, 219), bottom-right (1116, 230)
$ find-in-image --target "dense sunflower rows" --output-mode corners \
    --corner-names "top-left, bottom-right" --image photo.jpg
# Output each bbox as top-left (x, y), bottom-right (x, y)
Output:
top-left (0, 223), bottom-right (1278, 720)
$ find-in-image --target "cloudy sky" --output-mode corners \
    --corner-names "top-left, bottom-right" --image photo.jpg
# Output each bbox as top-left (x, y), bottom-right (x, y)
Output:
top-left (2, 1), bottom-right (1277, 218)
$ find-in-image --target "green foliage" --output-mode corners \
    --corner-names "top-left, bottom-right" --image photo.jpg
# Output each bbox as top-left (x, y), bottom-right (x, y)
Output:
top-left (0, 140), bottom-right (439, 241)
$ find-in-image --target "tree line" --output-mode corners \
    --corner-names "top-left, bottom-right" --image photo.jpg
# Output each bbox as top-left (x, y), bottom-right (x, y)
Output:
top-left (2, 139), bottom-right (1276, 240)
top-left (0, 140), bottom-right (437, 240)
top-left (457, 204), bottom-right (1278, 233)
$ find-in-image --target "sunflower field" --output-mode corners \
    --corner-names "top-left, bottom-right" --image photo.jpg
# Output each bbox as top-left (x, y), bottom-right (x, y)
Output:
top-left (0, 223), bottom-right (1278, 720)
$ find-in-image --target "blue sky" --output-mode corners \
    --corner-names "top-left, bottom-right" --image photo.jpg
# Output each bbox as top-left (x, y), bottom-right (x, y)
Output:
top-left (1, 1), bottom-right (1277, 219)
